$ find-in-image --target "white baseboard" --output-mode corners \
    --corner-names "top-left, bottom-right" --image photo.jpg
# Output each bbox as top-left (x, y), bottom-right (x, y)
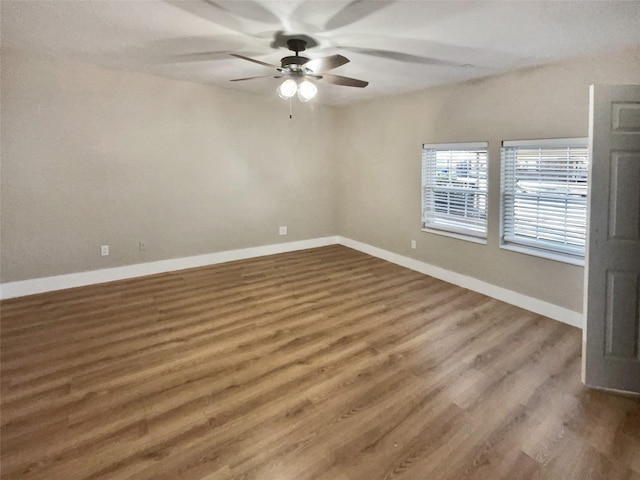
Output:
top-left (0, 235), bottom-right (584, 329)
top-left (337, 236), bottom-right (584, 329)
top-left (0, 236), bottom-right (339, 300)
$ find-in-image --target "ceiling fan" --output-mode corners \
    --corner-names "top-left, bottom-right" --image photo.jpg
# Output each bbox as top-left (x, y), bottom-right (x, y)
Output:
top-left (229, 38), bottom-right (368, 101)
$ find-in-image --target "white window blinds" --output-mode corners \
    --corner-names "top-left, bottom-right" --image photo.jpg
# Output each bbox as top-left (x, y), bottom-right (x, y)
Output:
top-left (422, 143), bottom-right (488, 238)
top-left (501, 138), bottom-right (588, 259)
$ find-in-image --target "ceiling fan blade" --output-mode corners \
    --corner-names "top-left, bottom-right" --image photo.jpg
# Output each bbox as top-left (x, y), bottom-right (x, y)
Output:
top-left (230, 74), bottom-right (284, 82)
top-left (320, 73), bottom-right (369, 88)
top-left (304, 54), bottom-right (350, 73)
top-left (164, 51), bottom-right (234, 63)
top-left (341, 46), bottom-right (462, 67)
top-left (230, 53), bottom-right (280, 69)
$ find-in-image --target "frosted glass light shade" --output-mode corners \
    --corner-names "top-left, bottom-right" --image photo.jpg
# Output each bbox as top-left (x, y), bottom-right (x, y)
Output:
top-left (277, 79), bottom-right (297, 99)
top-left (297, 80), bottom-right (317, 102)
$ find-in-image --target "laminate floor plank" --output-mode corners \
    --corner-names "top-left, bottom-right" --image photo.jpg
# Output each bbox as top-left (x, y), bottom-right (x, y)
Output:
top-left (1, 245), bottom-right (638, 480)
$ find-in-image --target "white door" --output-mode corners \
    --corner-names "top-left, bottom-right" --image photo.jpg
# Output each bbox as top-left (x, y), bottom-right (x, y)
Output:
top-left (584, 84), bottom-right (640, 394)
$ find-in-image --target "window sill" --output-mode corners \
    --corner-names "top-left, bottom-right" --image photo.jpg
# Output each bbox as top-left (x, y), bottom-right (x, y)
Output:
top-left (500, 243), bottom-right (585, 266)
top-left (422, 228), bottom-right (487, 245)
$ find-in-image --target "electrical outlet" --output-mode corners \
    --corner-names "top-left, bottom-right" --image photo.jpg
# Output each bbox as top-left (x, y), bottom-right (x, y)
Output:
top-left (139, 241), bottom-right (146, 251)
top-left (411, 240), bottom-right (417, 249)
top-left (279, 226), bottom-right (287, 236)
top-left (101, 245), bottom-right (109, 256)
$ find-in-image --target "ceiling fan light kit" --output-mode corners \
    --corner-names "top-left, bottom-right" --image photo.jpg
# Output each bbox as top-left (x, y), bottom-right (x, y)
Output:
top-left (230, 37), bottom-right (368, 104)
top-left (277, 78), bottom-right (298, 99)
top-left (297, 80), bottom-right (318, 102)
top-left (277, 78), bottom-right (318, 102)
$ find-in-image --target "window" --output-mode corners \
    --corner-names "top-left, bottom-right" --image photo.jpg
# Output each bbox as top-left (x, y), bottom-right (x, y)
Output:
top-left (501, 138), bottom-right (588, 263)
top-left (421, 142), bottom-right (488, 240)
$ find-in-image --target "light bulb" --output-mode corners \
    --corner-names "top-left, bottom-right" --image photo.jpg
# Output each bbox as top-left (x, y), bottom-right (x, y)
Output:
top-left (297, 80), bottom-right (317, 102)
top-left (277, 79), bottom-right (297, 99)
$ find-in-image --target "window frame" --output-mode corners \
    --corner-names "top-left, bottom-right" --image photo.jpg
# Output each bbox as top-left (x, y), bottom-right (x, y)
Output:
top-left (500, 137), bottom-right (589, 266)
top-left (421, 142), bottom-right (489, 243)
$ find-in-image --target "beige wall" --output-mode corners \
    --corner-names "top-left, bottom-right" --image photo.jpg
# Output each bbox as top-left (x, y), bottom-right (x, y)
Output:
top-left (2, 48), bottom-right (639, 314)
top-left (0, 49), bottom-right (338, 282)
top-left (334, 48), bottom-right (640, 313)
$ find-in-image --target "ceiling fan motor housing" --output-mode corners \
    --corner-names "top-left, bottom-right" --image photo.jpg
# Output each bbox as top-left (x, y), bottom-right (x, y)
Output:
top-left (281, 55), bottom-right (310, 71)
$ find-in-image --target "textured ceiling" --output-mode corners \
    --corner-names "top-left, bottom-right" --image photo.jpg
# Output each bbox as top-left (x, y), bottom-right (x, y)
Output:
top-left (2, 0), bottom-right (640, 105)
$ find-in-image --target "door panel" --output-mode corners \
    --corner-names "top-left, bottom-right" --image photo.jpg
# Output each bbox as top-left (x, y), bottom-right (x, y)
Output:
top-left (608, 153), bottom-right (640, 240)
top-left (604, 270), bottom-right (639, 359)
top-left (584, 84), bottom-right (640, 393)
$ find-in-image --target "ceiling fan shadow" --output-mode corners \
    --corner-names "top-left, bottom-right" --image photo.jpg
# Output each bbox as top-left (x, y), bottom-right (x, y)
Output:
top-left (165, 1), bottom-right (291, 55)
top-left (324, 0), bottom-right (395, 31)
top-left (106, 35), bottom-right (258, 65)
top-left (339, 46), bottom-right (463, 67)
top-left (332, 34), bottom-right (538, 70)
top-left (203, 0), bottom-right (280, 25)
top-left (269, 31), bottom-right (319, 50)
top-left (165, 0), bottom-right (246, 34)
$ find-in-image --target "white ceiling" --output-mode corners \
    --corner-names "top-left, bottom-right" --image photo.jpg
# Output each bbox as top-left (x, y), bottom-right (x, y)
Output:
top-left (2, 0), bottom-right (640, 105)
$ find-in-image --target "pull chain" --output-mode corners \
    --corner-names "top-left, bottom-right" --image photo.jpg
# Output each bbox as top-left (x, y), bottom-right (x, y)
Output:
top-left (289, 97), bottom-right (293, 119)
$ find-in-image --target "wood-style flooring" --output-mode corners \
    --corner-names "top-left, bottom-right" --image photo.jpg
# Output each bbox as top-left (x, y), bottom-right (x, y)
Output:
top-left (1, 245), bottom-right (639, 480)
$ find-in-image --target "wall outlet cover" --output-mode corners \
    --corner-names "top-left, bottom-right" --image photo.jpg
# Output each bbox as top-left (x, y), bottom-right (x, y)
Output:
top-left (279, 226), bottom-right (287, 235)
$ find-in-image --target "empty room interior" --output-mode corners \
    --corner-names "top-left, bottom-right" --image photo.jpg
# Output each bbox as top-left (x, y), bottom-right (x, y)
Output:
top-left (1, 1), bottom-right (640, 479)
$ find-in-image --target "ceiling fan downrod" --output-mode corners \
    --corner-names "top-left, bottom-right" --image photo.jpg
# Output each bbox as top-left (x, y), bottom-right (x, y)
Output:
top-left (281, 38), bottom-right (309, 72)
top-left (287, 38), bottom-right (306, 55)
